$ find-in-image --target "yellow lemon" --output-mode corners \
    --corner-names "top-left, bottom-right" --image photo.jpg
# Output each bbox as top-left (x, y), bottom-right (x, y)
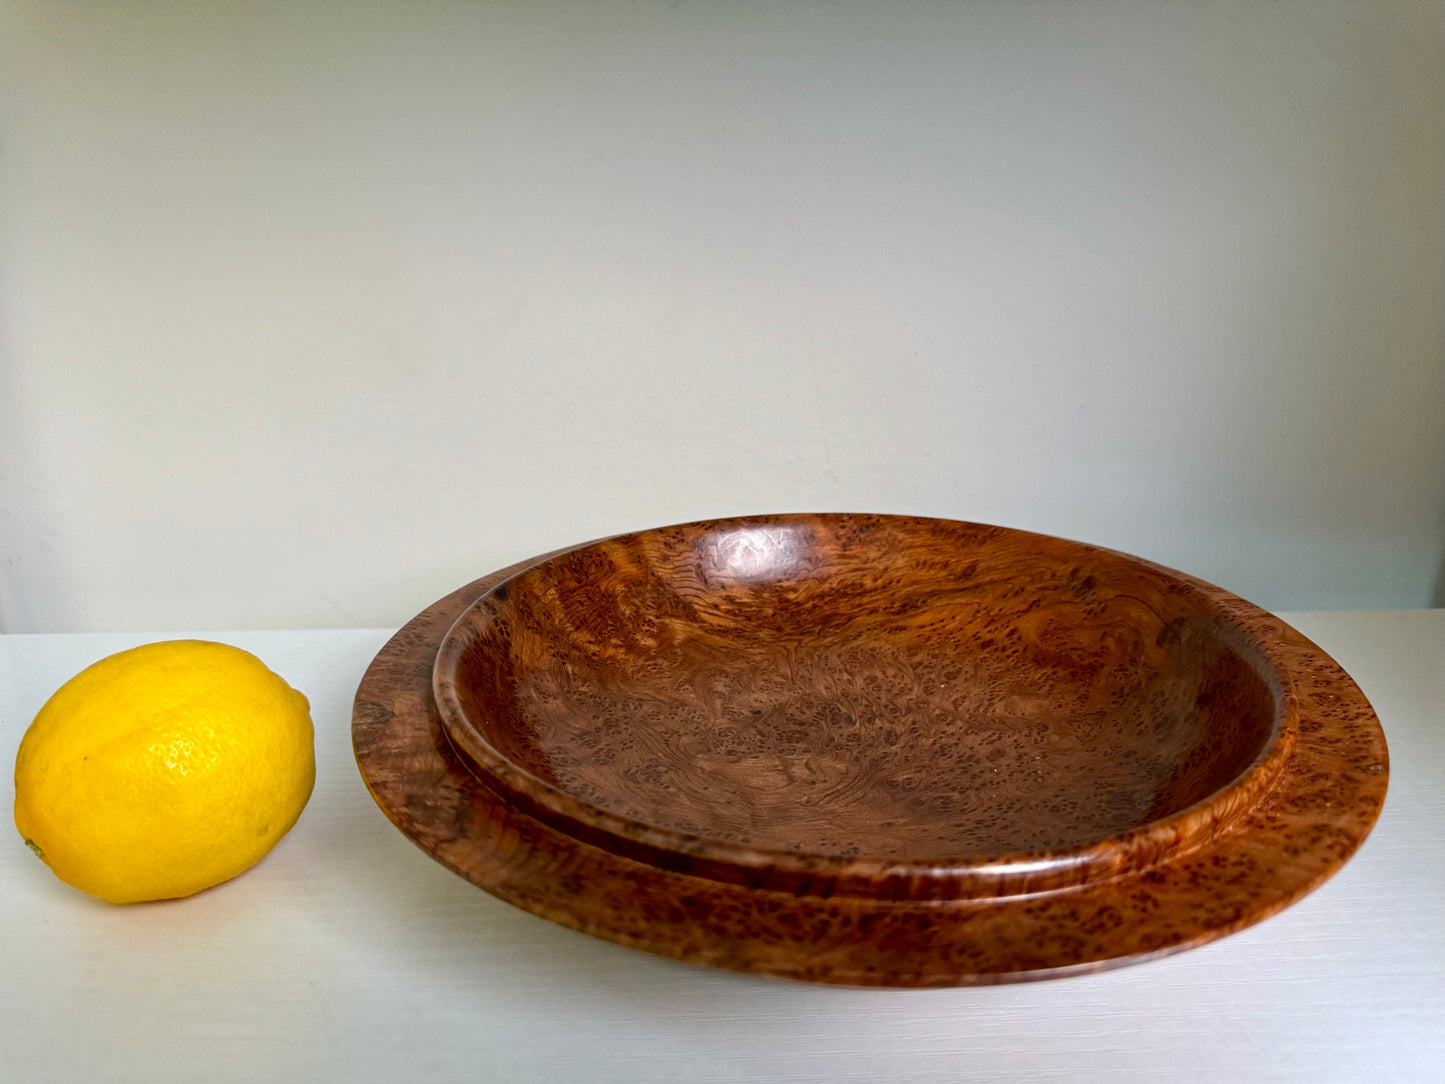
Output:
top-left (13, 640), bottom-right (314, 903)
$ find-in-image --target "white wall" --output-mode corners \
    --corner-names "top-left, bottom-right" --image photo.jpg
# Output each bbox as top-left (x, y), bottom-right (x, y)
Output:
top-left (1, 1), bottom-right (1442, 633)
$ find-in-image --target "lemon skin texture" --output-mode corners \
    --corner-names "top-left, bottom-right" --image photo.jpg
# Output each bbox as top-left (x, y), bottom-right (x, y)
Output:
top-left (13, 640), bottom-right (315, 904)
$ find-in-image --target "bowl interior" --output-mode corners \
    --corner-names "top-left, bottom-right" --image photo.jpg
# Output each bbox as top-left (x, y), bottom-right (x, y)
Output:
top-left (441, 516), bottom-right (1280, 861)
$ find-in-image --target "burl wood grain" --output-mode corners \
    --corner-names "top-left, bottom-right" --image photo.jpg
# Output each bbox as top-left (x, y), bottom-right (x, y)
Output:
top-left (354, 515), bottom-right (1388, 985)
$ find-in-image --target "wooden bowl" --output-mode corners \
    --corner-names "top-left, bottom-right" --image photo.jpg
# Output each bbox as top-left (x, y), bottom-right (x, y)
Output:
top-left (354, 514), bottom-right (1388, 985)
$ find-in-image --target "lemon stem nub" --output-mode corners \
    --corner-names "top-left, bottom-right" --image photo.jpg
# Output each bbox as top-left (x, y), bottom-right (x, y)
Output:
top-left (24, 838), bottom-right (46, 861)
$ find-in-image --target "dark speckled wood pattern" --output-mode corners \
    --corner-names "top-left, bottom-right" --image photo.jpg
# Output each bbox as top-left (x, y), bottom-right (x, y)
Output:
top-left (353, 515), bottom-right (1388, 985)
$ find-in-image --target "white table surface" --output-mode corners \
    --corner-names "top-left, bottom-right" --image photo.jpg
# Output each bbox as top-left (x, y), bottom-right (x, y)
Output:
top-left (2, 611), bottom-right (1441, 1083)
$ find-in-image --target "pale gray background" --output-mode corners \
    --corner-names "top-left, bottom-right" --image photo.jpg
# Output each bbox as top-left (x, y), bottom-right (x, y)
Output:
top-left (2, 0), bottom-right (1442, 633)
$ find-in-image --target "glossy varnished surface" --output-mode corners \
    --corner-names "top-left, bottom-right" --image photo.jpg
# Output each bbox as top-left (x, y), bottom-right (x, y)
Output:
top-left (355, 515), bottom-right (1388, 984)
top-left (432, 517), bottom-right (1291, 899)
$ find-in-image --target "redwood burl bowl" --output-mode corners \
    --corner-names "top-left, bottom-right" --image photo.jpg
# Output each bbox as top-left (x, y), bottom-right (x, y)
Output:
top-left (354, 514), bottom-right (1388, 985)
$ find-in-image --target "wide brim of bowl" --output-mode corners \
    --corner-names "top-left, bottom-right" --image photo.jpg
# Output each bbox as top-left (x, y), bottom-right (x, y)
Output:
top-left (352, 526), bottom-right (1388, 986)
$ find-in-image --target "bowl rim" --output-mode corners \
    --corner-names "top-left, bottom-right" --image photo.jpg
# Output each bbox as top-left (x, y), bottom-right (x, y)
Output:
top-left (431, 513), bottom-right (1302, 901)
